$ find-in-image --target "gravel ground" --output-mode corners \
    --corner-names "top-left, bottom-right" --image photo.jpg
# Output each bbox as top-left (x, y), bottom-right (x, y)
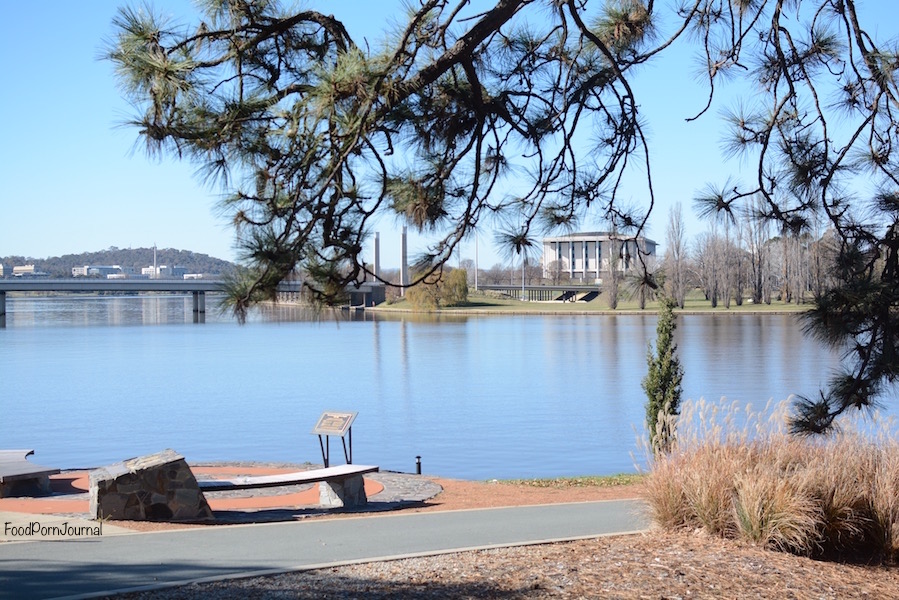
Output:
top-left (105, 478), bottom-right (899, 599)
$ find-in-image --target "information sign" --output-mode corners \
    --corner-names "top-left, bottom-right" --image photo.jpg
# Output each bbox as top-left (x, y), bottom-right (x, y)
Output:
top-left (311, 411), bottom-right (358, 437)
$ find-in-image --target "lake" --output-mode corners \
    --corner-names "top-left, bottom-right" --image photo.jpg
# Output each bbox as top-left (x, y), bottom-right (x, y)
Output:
top-left (0, 295), bottom-right (871, 480)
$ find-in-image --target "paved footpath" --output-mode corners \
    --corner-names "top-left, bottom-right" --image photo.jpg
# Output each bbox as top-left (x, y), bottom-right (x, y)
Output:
top-left (0, 500), bottom-right (648, 599)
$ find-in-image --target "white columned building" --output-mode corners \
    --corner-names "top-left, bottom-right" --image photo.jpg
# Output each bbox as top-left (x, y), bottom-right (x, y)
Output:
top-left (542, 232), bottom-right (657, 282)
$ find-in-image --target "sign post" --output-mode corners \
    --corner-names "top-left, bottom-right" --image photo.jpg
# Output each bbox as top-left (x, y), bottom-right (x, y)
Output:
top-left (311, 411), bottom-right (358, 468)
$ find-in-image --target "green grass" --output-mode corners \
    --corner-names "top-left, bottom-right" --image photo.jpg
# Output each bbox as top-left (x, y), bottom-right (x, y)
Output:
top-left (497, 473), bottom-right (646, 488)
top-left (378, 290), bottom-right (810, 314)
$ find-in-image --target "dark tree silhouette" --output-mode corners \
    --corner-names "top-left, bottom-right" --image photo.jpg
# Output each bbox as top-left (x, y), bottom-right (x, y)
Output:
top-left (108, 0), bottom-right (899, 432)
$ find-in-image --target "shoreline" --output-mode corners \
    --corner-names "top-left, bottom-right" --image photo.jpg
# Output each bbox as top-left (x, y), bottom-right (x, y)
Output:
top-left (365, 304), bottom-right (807, 317)
top-left (356, 288), bottom-right (812, 317)
top-left (5, 289), bottom-right (811, 316)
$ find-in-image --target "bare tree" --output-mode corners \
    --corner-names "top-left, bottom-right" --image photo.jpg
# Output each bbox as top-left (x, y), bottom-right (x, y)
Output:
top-left (729, 223), bottom-right (747, 306)
top-left (693, 230), bottom-right (721, 308)
top-left (545, 260), bottom-right (569, 285)
top-left (664, 202), bottom-right (689, 308)
top-left (525, 262), bottom-right (543, 285)
top-left (483, 263), bottom-right (508, 286)
top-left (460, 258), bottom-right (476, 285)
top-left (742, 196), bottom-right (773, 305)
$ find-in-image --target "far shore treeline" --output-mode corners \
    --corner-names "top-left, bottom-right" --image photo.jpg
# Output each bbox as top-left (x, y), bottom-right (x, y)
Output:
top-left (0, 247), bottom-right (236, 278)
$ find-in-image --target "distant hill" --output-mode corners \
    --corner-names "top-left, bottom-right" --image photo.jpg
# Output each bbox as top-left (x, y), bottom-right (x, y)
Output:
top-left (0, 247), bottom-right (236, 278)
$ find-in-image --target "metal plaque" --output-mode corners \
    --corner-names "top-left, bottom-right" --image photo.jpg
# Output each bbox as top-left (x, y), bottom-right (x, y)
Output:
top-left (311, 411), bottom-right (357, 437)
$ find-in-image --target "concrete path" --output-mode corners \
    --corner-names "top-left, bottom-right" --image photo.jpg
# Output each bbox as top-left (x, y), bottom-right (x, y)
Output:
top-left (0, 500), bottom-right (649, 600)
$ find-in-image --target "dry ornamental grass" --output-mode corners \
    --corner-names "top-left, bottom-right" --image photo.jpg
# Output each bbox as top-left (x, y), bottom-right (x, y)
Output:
top-left (645, 399), bottom-right (899, 562)
top-left (108, 399), bottom-right (899, 598)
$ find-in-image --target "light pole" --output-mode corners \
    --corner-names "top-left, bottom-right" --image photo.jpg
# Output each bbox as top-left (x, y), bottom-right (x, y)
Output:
top-left (521, 254), bottom-right (526, 301)
top-left (475, 233), bottom-right (479, 291)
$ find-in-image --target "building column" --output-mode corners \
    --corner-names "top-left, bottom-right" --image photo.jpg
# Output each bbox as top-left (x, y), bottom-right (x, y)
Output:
top-left (582, 242), bottom-right (588, 282)
top-left (568, 243), bottom-right (574, 279)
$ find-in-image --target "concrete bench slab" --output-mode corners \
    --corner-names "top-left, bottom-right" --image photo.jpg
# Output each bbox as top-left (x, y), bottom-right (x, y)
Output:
top-left (0, 450), bottom-right (60, 498)
top-left (199, 464), bottom-right (379, 508)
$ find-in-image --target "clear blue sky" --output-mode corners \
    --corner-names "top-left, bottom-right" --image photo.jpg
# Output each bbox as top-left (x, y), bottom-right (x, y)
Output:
top-left (1, 1), bottom-right (893, 269)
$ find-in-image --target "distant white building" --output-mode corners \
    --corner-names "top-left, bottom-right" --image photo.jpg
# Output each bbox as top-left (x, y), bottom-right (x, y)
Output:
top-left (13, 265), bottom-right (49, 278)
top-left (14, 265), bottom-right (37, 276)
top-left (141, 265), bottom-right (188, 279)
top-left (72, 265), bottom-right (134, 277)
top-left (542, 232), bottom-right (657, 282)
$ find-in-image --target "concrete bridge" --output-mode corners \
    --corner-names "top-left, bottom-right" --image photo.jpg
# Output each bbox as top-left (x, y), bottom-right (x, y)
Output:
top-left (0, 278), bottom-right (382, 326)
top-left (0, 279), bottom-right (237, 325)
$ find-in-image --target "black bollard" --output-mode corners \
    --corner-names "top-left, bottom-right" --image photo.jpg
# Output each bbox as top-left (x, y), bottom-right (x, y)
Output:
top-left (415, 455), bottom-right (421, 475)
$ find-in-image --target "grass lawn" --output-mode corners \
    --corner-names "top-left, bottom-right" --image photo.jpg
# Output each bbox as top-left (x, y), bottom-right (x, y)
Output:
top-left (374, 290), bottom-right (811, 315)
top-left (498, 473), bottom-right (646, 488)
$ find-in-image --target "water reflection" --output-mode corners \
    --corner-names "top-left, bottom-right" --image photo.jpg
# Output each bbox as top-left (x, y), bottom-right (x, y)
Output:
top-left (3, 296), bottom-right (895, 480)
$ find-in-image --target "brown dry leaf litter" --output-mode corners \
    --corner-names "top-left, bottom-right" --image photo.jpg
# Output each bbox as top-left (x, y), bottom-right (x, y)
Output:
top-left (115, 532), bottom-right (899, 599)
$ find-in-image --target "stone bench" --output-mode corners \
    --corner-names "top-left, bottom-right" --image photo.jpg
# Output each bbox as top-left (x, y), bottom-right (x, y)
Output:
top-left (89, 450), bottom-right (380, 521)
top-left (198, 463), bottom-right (380, 508)
top-left (0, 450), bottom-right (60, 498)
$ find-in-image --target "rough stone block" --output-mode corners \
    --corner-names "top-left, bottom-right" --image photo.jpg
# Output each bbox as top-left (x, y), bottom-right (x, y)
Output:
top-left (319, 474), bottom-right (367, 508)
top-left (89, 449), bottom-right (213, 522)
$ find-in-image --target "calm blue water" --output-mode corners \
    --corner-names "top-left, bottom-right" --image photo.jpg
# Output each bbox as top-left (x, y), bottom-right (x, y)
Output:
top-left (0, 295), bottom-right (873, 480)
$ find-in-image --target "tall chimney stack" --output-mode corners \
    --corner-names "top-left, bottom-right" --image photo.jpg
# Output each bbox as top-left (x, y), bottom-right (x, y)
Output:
top-left (374, 232), bottom-right (380, 280)
top-left (400, 226), bottom-right (408, 296)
